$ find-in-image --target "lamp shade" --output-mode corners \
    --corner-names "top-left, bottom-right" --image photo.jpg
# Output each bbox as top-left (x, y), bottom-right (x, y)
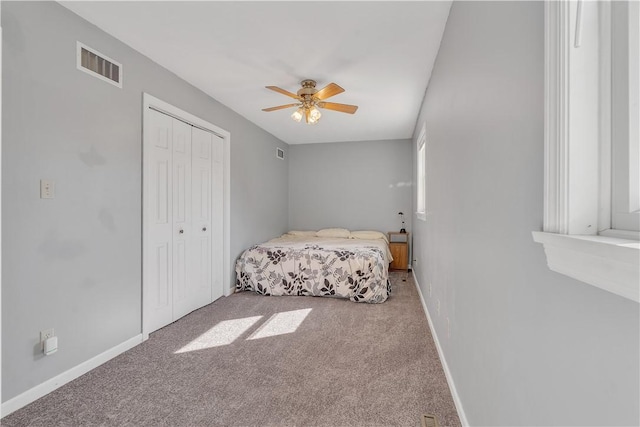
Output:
top-left (308, 106), bottom-right (322, 124)
top-left (291, 108), bottom-right (303, 122)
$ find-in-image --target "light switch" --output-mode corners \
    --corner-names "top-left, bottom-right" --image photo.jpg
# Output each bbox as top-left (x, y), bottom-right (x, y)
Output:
top-left (40, 180), bottom-right (55, 199)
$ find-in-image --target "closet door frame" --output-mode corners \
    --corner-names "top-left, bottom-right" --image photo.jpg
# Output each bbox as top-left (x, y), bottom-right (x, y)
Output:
top-left (142, 93), bottom-right (231, 340)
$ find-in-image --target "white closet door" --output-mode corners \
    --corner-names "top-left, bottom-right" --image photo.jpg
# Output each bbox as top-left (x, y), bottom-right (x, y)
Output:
top-left (144, 106), bottom-right (224, 336)
top-left (145, 109), bottom-right (174, 333)
top-left (171, 120), bottom-right (193, 320)
top-left (191, 127), bottom-right (214, 310)
top-left (211, 133), bottom-right (225, 301)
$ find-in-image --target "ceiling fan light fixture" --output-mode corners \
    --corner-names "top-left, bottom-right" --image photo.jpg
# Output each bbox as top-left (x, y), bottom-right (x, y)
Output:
top-left (291, 107), bottom-right (304, 123)
top-left (264, 80), bottom-right (357, 125)
top-left (308, 106), bottom-right (321, 124)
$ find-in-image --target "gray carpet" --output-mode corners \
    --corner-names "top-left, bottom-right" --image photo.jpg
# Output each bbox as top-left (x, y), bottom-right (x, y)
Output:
top-left (2, 272), bottom-right (461, 427)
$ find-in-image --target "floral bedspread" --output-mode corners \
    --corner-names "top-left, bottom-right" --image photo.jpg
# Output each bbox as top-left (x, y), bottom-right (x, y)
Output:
top-left (235, 236), bottom-right (391, 303)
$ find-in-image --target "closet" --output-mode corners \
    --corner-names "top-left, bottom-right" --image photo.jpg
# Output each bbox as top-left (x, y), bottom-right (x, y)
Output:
top-left (144, 108), bottom-right (224, 334)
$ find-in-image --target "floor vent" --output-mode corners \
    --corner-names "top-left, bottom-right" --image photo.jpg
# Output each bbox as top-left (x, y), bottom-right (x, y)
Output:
top-left (421, 414), bottom-right (440, 427)
top-left (76, 42), bottom-right (122, 88)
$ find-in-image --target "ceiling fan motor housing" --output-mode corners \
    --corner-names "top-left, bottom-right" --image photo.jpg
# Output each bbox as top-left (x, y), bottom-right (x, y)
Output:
top-left (297, 79), bottom-right (318, 99)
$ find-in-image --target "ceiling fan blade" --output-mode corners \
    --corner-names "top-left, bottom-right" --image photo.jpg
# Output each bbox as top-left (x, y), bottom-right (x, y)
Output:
top-left (265, 86), bottom-right (301, 100)
top-left (314, 83), bottom-right (345, 100)
top-left (317, 102), bottom-right (358, 114)
top-left (262, 103), bottom-right (299, 112)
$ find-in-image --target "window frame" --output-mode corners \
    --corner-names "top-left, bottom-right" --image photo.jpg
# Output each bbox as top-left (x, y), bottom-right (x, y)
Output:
top-left (534, 0), bottom-right (639, 303)
top-left (416, 124), bottom-right (427, 221)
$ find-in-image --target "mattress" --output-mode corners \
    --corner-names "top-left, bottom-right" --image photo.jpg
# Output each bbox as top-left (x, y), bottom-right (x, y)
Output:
top-left (235, 235), bottom-right (391, 303)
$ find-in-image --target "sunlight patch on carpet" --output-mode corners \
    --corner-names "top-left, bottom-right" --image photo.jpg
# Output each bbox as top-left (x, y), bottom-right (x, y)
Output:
top-left (247, 308), bottom-right (312, 340)
top-left (175, 315), bottom-right (263, 353)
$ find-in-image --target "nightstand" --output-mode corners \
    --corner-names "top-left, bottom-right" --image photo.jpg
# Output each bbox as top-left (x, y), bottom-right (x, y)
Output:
top-left (388, 232), bottom-right (409, 271)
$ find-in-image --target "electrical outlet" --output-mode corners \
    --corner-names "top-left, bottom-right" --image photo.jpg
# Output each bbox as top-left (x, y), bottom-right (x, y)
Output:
top-left (40, 328), bottom-right (54, 344)
top-left (436, 299), bottom-right (440, 316)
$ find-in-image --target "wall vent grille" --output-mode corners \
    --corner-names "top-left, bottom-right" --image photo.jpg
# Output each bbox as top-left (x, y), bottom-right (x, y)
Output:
top-left (420, 414), bottom-right (440, 427)
top-left (76, 42), bottom-right (122, 88)
top-left (276, 148), bottom-right (285, 160)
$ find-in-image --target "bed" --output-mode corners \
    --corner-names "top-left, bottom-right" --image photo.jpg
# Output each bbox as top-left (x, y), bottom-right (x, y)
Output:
top-left (235, 229), bottom-right (392, 303)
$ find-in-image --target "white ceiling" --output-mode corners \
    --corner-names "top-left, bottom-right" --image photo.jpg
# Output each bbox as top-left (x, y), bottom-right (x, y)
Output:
top-left (61, 1), bottom-right (452, 145)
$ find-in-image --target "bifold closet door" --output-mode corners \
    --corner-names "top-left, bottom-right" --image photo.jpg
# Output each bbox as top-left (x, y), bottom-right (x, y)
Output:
top-left (146, 108), bottom-right (224, 334)
top-left (171, 119), bottom-right (193, 320)
top-left (146, 109), bottom-right (175, 333)
top-left (191, 127), bottom-right (224, 307)
top-left (190, 127), bottom-right (213, 312)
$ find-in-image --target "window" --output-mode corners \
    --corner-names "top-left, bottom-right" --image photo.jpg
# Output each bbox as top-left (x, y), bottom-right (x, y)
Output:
top-left (609, 1), bottom-right (639, 234)
top-left (533, 0), bottom-right (639, 303)
top-left (416, 125), bottom-right (426, 221)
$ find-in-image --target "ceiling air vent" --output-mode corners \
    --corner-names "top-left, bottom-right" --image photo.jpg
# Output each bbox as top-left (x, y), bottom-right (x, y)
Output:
top-left (76, 42), bottom-right (122, 88)
top-left (276, 148), bottom-right (285, 160)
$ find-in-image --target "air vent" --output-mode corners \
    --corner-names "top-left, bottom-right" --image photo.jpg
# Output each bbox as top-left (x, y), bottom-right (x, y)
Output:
top-left (76, 42), bottom-right (122, 88)
top-left (276, 148), bottom-right (285, 160)
top-left (420, 414), bottom-right (440, 427)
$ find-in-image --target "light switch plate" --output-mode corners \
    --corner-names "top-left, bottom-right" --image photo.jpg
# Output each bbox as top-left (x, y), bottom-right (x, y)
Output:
top-left (40, 180), bottom-right (55, 199)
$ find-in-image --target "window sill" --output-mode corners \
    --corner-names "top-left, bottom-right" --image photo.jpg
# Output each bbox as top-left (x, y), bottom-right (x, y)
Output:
top-left (532, 231), bottom-right (639, 303)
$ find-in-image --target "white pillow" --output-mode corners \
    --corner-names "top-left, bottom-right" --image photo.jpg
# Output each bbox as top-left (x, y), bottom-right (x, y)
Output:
top-left (286, 230), bottom-right (318, 237)
top-left (350, 230), bottom-right (389, 243)
top-left (316, 228), bottom-right (351, 238)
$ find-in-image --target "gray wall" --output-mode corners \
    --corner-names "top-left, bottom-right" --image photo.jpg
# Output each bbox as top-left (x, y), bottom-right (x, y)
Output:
top-left (411, 2), bottom-right (639, 426)
top-left (2, 1), bottom-right (288, 402)
top-left (288, 139), bottom-right (412, 235)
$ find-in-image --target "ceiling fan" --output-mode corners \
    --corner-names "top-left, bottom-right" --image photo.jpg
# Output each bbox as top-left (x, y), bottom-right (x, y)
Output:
top-left (262, 79), bottom-right (358, 125)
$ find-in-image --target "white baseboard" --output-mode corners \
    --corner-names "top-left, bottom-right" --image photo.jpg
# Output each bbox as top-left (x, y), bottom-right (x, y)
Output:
top-left (1, 334), bottom-right (143, 418)
top-left (412, 270), bottom-right (469, 427)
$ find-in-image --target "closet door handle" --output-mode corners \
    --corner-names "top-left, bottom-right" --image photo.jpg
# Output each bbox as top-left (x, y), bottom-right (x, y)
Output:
top-left (179, 229), bottom-right (184, 234)
top-left (202, 227), bottom-right (207, 232)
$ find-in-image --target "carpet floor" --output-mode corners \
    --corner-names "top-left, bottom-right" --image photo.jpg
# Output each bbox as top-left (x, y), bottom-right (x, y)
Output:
top-left (2, 272), bottom-right (461, 427)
